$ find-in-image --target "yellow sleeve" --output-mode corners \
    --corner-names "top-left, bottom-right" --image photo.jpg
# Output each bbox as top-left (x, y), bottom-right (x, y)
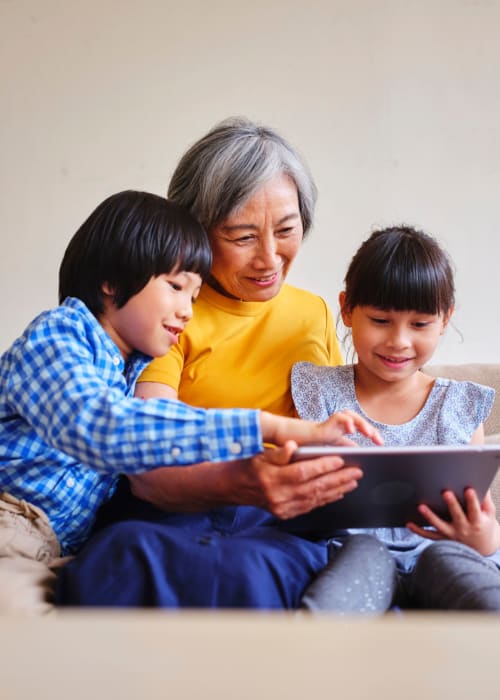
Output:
top-left (137, 343), bottom-right (184, 392)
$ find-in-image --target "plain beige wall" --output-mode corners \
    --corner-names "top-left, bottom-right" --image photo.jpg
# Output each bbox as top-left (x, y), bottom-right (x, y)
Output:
top-left (1, 0), bottom-right (499, 363)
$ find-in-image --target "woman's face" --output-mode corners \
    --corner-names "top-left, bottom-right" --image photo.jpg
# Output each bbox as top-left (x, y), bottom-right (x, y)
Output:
top-left (209, 174), bottom-right (304, 302)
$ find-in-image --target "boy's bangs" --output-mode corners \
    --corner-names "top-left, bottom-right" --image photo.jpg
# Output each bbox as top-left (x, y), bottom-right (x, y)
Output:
top-left (151, 208), bottom-right (212, 280)
top-left (174, 233), bottom-right (212, 279)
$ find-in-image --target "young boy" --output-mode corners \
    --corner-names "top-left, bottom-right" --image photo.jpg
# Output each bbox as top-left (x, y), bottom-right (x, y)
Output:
top-left (0, 190), bottom-right (376, 613)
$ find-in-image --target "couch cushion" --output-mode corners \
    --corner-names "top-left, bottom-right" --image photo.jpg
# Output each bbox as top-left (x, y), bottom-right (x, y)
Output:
top-left (425, 363), bottom-right (500, 437)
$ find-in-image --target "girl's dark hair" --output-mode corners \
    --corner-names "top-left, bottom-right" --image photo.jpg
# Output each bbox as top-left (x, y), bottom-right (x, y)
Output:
top-left (342, 225), bottom-right (455, 315)
top-left (59, 190), bottom-right (212, 316)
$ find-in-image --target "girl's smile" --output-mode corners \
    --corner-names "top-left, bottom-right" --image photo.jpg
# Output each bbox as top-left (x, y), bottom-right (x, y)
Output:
top-left (376, 353), bottom-right (416, 369)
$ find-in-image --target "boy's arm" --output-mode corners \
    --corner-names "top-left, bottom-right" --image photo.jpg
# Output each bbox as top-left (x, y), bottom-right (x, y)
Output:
top-left (8, 308), bottom-right (377, 477)
top-left (6, 310), bottom-right (263, 472)
top-left (132, 379), bottom-right (380, 513)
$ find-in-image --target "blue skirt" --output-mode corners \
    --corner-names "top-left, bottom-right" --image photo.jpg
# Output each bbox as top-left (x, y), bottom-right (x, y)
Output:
top-left (56, 479), bottom-right (329, 609)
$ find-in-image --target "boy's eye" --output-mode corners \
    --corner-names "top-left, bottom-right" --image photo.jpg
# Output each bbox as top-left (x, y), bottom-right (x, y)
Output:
top-left (370, 317), bottom-right (389, 325)
top-left (413, 321), bottom-right (431, 328)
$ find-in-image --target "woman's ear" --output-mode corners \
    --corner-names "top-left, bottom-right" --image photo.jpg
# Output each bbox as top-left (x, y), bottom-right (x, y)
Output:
top-left (338, 291), bottom-right (352, 327)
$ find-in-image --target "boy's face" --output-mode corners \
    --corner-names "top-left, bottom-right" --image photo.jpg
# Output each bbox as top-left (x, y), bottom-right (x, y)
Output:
top-left (100, 271), bottom-right (202, 360)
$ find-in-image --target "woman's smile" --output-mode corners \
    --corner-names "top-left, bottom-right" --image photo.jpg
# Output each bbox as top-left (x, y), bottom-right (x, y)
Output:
top-left (246, 270), bottom-right (282, 287)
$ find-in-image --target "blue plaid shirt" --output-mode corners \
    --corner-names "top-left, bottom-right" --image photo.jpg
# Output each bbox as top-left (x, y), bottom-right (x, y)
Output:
top-left (0, 297), bottom-right (263, 554)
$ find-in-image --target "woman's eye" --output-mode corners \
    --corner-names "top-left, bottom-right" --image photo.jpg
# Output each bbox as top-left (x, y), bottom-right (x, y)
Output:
top-left (222, 234), bottom-right (254, 245)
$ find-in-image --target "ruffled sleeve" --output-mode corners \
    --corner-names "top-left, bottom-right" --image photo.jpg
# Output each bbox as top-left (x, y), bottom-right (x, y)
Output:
top-left (436, 379), bottom-right (495, 444)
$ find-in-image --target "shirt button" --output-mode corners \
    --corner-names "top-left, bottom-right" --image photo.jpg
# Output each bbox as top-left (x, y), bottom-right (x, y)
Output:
top-left (170, 446), bottom-right (182, 458)
top-left (229, 442), bottom-right (242, 455)
top-left (66, 477), bottom-right (75, 488)
top-left (112, 356), bottom-right (120, 366)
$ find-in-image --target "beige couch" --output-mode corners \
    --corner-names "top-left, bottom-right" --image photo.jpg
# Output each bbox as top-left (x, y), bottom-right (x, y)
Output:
top-left (426, 363), bottom-right (500, 513)
top-left (3, 365), bottom-right (500, 700)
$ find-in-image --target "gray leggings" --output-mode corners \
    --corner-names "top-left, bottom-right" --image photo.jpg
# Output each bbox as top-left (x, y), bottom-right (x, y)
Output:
top-left (301, 534), bottom-right (398, 613)
top-left (301, 536), bottom-right (500, 613)
top-left (407, 540), bottom-right (500, 610)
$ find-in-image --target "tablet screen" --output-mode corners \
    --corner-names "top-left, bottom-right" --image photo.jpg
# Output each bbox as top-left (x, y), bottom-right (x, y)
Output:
top-left (284, 445), bottom-right (500, 532)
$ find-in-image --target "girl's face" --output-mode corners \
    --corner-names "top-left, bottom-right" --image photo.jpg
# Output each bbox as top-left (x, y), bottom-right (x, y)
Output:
top-left (99, 270), bottom-right (202, 360)
top-left (339, 293), bottom-right (454, 383)
top-left (208, 174), bottom-right (303, 302)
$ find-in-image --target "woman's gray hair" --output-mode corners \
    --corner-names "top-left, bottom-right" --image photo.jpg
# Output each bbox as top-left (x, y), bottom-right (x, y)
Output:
top-left (167, 117), bottom-right (317, 236)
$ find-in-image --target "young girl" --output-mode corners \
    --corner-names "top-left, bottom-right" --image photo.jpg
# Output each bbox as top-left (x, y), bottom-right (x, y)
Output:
top-left (291, 225), bottom-right (500, 611)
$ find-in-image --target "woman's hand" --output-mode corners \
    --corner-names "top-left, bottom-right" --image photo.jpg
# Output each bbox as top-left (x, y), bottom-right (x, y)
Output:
top-left (261, 409), bottom-right (383, 449)
top-left (231, 440), bottom-right (364, 519)
top-left (406, 488), bottom-right (500, 556)
top-left (129, 440), bottom-right (364, 519)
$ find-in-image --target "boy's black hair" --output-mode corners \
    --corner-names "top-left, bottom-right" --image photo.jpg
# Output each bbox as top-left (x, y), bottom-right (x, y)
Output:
top-left (59, 190), bottom-right (212, 316)
top-left (343, 225), bottom-right (455, 315)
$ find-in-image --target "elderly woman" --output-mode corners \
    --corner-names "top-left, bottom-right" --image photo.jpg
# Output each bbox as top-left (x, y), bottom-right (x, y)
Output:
top-left (57, 118), bottom-right (385, 610)
top-left (132, 117), bottom-right (344, 512)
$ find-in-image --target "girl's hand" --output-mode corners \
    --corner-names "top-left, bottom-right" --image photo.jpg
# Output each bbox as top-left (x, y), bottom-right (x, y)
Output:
top-left (407, 488), bottom-right (500, 556)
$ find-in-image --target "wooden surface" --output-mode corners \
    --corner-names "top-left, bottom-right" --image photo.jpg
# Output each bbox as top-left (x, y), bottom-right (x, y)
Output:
top-left (1, 610), bottom-right (499, 699)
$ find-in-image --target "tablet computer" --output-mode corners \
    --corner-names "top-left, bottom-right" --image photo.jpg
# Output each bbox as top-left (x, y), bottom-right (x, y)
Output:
top-left (283, 444), bottom-right (500, 534)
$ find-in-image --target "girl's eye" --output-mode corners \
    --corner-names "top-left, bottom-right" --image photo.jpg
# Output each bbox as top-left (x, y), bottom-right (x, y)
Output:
top-left (168, 281), bottom-right (182, 291)
top-left (413, 321), bottom-right (430, 329)
top-left (370, 317), bottom-right (389, 325)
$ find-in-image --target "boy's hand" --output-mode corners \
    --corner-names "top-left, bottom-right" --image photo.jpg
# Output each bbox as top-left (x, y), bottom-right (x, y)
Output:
top-left (406, 488), bottom-right (500, 556)
top-left (261, 409), bottom-right (383, 449)
top-left (312, 410), bottom-right (384, 447)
